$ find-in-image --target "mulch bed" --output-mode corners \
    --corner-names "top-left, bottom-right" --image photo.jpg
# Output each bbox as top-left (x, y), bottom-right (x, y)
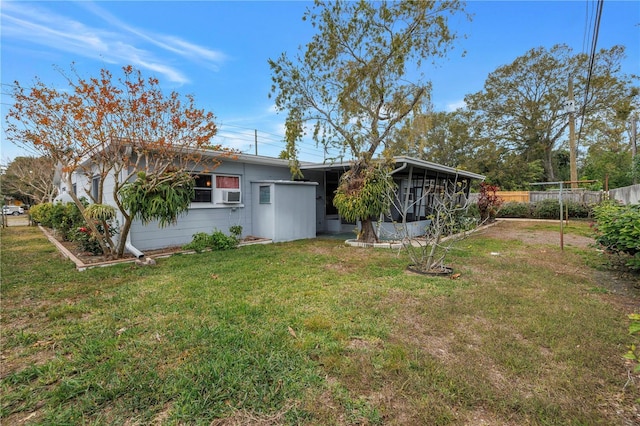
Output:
top-left (41, 227), bottom-right (270, 268)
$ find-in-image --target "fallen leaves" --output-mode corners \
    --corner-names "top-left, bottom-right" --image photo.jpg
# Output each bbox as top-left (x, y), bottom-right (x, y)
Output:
top-left (287, 326), bottom-right (297, 338)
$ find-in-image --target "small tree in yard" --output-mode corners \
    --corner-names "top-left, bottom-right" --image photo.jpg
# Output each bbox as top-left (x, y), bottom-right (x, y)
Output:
top-left (269, 0), bottom-right (467, 243)
top-left (6, 65), bottom-right (232, 258)
top-left (393, 175), bottom-right (475, 274)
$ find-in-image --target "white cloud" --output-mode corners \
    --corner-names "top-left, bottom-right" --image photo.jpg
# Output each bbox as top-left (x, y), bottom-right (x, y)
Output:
top-left (1, 1), bottom-right (225, 84)
top-left (81, 2), bottom-right (227, 70)
top-left (445, 99), bottom-right (467, 112)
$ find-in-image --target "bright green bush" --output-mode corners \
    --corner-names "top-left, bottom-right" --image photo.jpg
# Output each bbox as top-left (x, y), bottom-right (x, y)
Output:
top-left (50, 202), bottom-right (85, 240)
top-left (592, 202), bottom-right (640, 271)
top-left (183, 228), bottom-right (239, 252)
top-left (29, 203), bottom-right (54, 227)
top-left (30, 201), bottom-right (86, 240)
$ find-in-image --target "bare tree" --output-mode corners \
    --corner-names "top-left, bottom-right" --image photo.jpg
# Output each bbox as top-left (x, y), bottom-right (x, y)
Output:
top-left (389, 175), bottom-right (477, 274)
top-left (1, 156), bottom-right (58, 204)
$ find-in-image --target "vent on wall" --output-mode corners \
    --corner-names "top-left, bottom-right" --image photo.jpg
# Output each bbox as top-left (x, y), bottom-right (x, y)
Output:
top-left (222, 189), bottom-right (241, 203)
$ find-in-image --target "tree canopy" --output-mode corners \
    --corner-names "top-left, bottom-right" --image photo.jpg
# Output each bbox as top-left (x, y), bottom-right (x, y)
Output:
top-left (0, 156), bottom-right (58, 204)
top-left (269, 0), bottom-right (467, 242)
top-left (5, 65), bottom-right (229, 257)
top-left (464, 44), bottom-right (638, 184)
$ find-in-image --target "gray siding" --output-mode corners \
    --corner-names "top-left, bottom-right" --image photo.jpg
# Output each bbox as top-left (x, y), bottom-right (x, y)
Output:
top-left (129, 161), bottom-right (294, 250)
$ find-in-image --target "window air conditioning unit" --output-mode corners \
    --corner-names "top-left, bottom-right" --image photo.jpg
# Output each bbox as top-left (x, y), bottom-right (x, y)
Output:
top-left (222, 189), bottom-right (241, 203)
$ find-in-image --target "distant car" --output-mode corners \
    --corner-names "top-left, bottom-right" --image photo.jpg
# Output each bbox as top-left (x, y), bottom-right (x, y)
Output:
top-left (2, 205), bottom-right (24, 216)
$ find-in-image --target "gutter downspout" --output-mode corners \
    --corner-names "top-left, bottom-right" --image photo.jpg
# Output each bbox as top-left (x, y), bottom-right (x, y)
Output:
top-left (125, 232), bottom-right (144, 259)
top-left (390, 163), bottom-right (407, 175)
top-left (118, 170), bottom-right (144, 259)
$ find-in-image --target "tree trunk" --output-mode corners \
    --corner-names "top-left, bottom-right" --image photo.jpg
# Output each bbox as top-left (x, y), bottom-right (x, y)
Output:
top-left (116, 217), bottom-right (133, 258)
top-left (359, 217), bottom-right (379, 244)
top-left (543, 145), bottom-right (556, 182)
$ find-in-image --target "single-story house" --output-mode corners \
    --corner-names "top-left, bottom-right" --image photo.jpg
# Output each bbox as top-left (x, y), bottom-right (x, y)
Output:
top-left (55, 151), bottom-right (484, 254)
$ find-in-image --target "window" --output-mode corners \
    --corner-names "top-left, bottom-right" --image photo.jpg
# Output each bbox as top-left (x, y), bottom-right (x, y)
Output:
top-left (193, 174), bottom-right (212, 202)
top-left (259, 185), bottom-right (271, 204)
top-left (191, 174), bottom-right (242, 204)
top-left (216, 175), bottom-right (239, 189)
top-left (72, 183), bottom-right (77, 195)
top-left (91, 176), bottom-right (100, 200)
top-left (216, 175), bottom-right (241, 204)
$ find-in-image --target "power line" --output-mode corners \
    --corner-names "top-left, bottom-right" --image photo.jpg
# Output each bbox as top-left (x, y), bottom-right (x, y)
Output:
top-left (576, 0), bottom-right (604, 151)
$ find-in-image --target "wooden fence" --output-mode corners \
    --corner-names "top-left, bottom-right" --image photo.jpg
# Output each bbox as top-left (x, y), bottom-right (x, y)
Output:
top-left (469, 190), bottom-right (603, 204)
top-left (496, 191), bottom-right (529, 203)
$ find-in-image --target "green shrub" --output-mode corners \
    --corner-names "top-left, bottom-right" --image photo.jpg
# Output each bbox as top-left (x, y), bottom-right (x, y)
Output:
top-left (498, 199), bottom-right (592, 220)
top-left (592, 202), bottom-right (640, 271)
top-left (532, 199), bottom-right (560, 219)
top-left (31, 201), bottom-right (87, 240)
top-left (465, 203), bottom-right (480, 220)
top-left (210, 230), bottom-right (239, 251)
top-left (29, 203), bottom-right (54, 227)
top-left (183, 232), bottom-right (213, 253)
top-left (497, 202), bottom-right (532, 218)
top-left (566, 201), bottom-right (593, 218)
top-left (183, 228), bottom-right (239, 252)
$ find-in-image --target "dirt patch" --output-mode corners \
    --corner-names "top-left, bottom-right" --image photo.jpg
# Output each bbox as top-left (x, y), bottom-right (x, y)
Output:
top-left (481, 219), bottom-right (594, 249)
top-left (480, 220), bottom-right (639, 303)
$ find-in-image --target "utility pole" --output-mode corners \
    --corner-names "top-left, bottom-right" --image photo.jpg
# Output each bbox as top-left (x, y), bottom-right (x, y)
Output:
top-left (567, 75), bottom-right (578, 189)
top-left (254, 129), bottom-right (258, 156)
top-left (632, 112), bottom-right (637, 184)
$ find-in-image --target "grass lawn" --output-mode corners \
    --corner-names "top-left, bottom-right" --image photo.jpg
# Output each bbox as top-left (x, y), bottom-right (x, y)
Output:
top-left (1, 221), bottom-right (638, 425)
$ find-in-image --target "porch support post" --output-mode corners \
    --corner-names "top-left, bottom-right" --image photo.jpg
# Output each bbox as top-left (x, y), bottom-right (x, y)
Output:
top-left (402, 165), bottom-right (414, 224)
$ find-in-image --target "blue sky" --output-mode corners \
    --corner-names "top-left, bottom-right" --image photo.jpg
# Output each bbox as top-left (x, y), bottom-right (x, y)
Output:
top-left (1, 0), bottom-right (638, 164)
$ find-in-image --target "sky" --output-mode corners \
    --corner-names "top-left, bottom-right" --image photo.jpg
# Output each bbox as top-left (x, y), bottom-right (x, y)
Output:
top-left (1, 0), bottom-right (638, 165)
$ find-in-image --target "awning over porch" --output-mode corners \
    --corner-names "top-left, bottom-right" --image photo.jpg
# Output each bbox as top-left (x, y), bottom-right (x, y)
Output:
top-left (302, 155), bottom-right (485, 220)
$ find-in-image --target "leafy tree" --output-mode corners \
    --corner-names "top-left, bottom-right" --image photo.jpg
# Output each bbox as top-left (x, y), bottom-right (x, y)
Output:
top-left (391, 108), bottom-right (545, 189)
top-left (0, 156), bottom-right (58, 204)
top-left (5, 65), bottom-right (230, 258)
top-left (391, 110), bottom-right (474, 168)
top-left (465, 44), bottom-right (638, 182)
top-left (269, 0), bottom-right (467, 243)
top-left (581, 144), bottom-right (632, 190)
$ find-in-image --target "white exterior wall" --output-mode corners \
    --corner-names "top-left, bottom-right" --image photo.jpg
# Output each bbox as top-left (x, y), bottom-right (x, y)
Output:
top-left (251, 181), bottom-right (318, 243)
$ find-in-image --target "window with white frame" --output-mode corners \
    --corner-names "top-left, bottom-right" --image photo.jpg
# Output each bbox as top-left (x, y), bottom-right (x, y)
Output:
top-left (215, 175), bottom-right (241, 204)
top-left (192, 174), bottom-right (213, 202)
top-left (191, 174), bottom-right (241, 204)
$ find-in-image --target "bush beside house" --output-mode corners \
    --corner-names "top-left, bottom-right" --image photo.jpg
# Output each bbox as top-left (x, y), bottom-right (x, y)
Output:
top-left (30, 201), bottom-right (118, 255)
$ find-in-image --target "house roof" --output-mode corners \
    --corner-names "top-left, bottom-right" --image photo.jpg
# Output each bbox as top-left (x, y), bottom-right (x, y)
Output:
top-left (200, 150), bottom-right (316, 169)
top-left (300, 156), bottom-right (485, 181)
